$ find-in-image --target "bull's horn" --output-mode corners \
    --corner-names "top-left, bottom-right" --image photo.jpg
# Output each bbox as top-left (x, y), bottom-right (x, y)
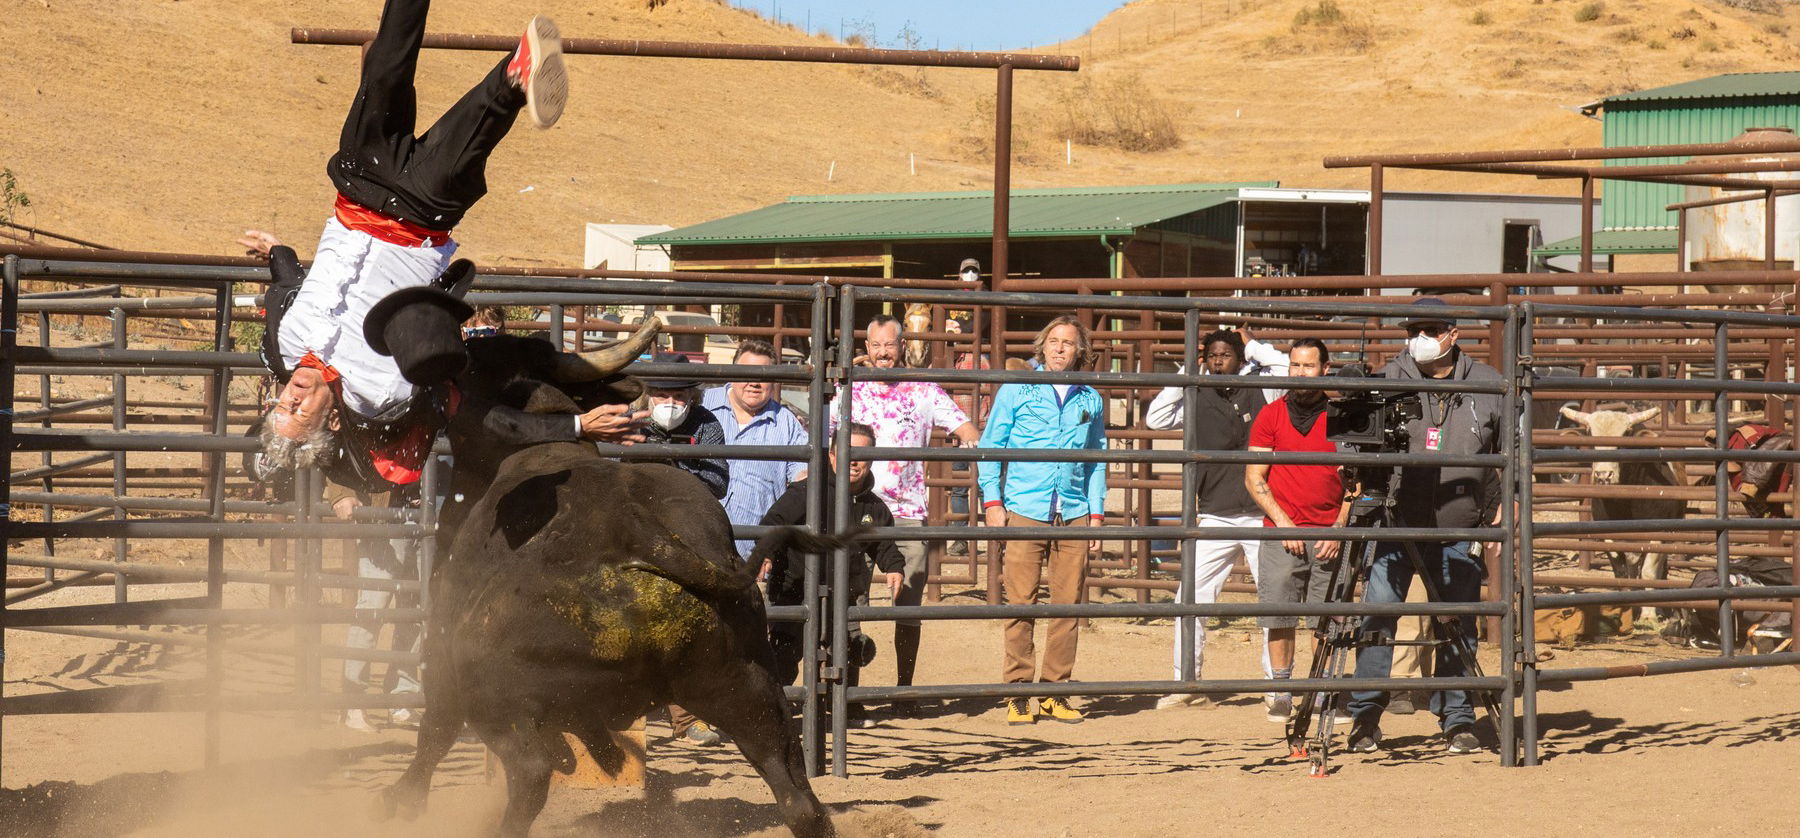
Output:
top-left (551, 319), bottom-right (661, 382)
top-left (1559, 406), bottom-right (1593, 427)
top-left (1625, 406), bottom-right (1661, 427)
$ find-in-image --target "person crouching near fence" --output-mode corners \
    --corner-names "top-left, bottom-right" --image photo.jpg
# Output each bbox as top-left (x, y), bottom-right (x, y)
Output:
top-left (1244, 338), bottom-right (1350, 725)
top-left (979, 316), bottom-right (1109, 725)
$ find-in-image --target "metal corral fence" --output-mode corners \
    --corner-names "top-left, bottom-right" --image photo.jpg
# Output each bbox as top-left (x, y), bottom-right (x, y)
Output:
top-left (4, 251), bottom-right (1800, 780)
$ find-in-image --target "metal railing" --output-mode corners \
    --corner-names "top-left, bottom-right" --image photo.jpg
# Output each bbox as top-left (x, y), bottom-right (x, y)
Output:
top-left (5, 252), bottom-right (1799, 780)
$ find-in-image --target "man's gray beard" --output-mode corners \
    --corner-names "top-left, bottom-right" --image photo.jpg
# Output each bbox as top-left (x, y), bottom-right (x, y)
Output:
top-left (257, 420), bottom-right (335, 476)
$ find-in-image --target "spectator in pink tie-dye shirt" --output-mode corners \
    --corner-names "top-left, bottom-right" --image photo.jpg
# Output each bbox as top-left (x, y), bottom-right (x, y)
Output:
top-left (828, 315), bottom-right (978, 709)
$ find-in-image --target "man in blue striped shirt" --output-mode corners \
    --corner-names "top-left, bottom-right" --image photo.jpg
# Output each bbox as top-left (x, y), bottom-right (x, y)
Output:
top-left (702, 339), bottom-right (810, 559)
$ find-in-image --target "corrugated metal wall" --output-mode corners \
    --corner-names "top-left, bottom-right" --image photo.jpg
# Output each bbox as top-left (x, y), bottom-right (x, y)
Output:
top-left (1601, 96), bottom-right (1800, 230)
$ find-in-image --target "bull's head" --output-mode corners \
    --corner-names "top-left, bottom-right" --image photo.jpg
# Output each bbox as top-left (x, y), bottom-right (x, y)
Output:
top-left (1560, 406), bottom-right (1660, 484)
top-left (449, 320), bottom-right (661, 490)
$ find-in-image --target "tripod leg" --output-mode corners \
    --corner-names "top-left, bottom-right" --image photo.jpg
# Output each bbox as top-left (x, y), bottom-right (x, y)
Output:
top-left (1399, 540), bottom-right (1505, 728)
top-left (1287, 538), bottom-right (1363, 755)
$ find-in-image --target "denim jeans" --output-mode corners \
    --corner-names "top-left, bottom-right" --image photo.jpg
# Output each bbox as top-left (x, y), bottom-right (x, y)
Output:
top-left (1347, 540), bottom-right (1483, 732)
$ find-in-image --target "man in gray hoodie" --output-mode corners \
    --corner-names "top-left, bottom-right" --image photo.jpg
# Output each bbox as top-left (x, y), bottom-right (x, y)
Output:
top-left (1344, 297), bottom-right (1503, 757)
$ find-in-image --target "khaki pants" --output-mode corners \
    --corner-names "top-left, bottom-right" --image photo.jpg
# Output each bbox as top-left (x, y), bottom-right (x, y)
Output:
top-left (1001, 511), bottom-right (1091, 684)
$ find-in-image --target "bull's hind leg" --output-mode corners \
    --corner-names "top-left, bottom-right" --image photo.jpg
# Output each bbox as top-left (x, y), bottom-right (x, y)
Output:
top-left (379, 631), bottom-right (466, 821)
top-left (483, 718), bottom-right (556, 838)
top-left (674, 662), bottom-right (833, 838)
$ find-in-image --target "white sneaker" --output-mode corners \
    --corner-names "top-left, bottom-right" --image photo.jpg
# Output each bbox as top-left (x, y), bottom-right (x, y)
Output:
top-left (1264, 693), bottom-right (1293, 724)
top-left (1155, 693), bottom-right (1212, 710)
top-left (390, 707), bottom-right (418, 726)
top-left (343, 709), bottom-right (378, 733)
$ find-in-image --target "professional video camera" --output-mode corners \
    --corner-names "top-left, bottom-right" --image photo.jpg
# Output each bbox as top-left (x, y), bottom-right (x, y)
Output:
top-left (1324, 363), bottom-right (1422, 451)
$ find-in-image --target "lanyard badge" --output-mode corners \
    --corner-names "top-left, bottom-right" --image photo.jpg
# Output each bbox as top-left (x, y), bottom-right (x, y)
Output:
top-left (1425, 427), bottom-right (1442, 451)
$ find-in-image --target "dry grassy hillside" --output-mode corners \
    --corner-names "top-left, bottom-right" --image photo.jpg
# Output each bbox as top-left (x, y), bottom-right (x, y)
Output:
top-left (1, 0), bottom-right (1797, 265)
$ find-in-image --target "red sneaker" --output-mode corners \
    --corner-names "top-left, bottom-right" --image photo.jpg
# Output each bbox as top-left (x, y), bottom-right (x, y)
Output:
top-left (506, 15), bottom-right (566, 129)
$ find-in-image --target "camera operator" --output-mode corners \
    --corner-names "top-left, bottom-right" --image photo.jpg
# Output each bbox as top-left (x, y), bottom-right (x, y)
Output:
top-left (1345, 297), bottom-right (1504, 757)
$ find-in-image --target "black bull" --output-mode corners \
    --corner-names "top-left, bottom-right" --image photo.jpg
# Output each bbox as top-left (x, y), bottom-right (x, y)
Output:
top-left (375, 330), bottom-right (834, 837)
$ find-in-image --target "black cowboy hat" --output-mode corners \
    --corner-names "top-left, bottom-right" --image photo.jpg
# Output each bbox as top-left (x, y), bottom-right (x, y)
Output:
top-left (364, 264), bottom-right (477, 385)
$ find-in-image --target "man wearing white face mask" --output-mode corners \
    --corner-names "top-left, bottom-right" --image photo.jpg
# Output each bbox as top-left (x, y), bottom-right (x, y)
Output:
top-left (635, 351), bottom-right (729, 500)
top-left (1344, 296), bottom-right (1505, 758)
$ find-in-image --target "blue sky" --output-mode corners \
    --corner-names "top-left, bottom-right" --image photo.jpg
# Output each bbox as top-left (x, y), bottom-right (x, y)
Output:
top-left (727, 1), bottom-right (1129, 52)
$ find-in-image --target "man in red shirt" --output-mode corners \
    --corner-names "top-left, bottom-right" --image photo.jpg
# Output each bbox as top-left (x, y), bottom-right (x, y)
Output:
top-left (1244, 338), bottom-right (1350, 723)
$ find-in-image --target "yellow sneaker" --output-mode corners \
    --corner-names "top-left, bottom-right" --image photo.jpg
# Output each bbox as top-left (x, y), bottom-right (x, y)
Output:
top-left (1005, 697), bottom-right (1036, 725)
top-left (1038, 696), bottom-right (1085, 724)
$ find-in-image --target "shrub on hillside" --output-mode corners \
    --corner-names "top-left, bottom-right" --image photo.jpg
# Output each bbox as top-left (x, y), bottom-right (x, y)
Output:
top-left (1670, 25), bottom-right (1697, 39)
top-left (1719, 0), bottom-right (1787, 13)
top-left (1289, 0), bottom-right (1376, 52)
top-left (1051, 74), bottom-right (1181, 154)
top-left (1292, 0), bottom-right (1346, 27)
top-left (1470, 9), bottom-right (1493, 25)
top-left (1574, 2), bottom-right (1604, 22)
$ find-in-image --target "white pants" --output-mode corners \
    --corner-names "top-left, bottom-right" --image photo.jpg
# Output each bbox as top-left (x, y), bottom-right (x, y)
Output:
top-left (342, 538), bottom-right (422, 695)
top-left (1170, 514), bottom-right (1271, 679)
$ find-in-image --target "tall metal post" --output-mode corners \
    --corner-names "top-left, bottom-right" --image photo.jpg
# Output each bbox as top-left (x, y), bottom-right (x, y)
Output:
top-left (2, 255), bottom-right (20, 757)
top-left (1762, 188), bottom-right (1783, 432)
top-left (1497, 306), bottom-right (1520, 767)
top-left (830, 285), bottom-right (857, 778)
top-left (295, 467), bottom-right (321, 724)
top-left (1519, 306), bottom-right (1540, 765)
top-left (204, 284), bottom-right (233, 766)
top-left (1367, 164), bottom-right (1384, 275)
top-left (1579, 176), bottom-right (1595, 275)
top-left (986, 63), bottom-right (1014, 606)
top-left (799, 283), bottom-right (830, 775)
top-left (1175, 308), bottom-right (1200, 685)
top-left (37, 310), bottom-right (54, 561)
top-left (1713, 324), bottom-right (1734, 658)
top-left (111, 304), bottom-right (127, 602)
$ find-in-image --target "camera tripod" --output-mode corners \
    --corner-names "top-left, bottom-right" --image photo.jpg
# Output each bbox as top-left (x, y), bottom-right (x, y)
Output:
top-left (1283, 465), bottom-right (1503, 778)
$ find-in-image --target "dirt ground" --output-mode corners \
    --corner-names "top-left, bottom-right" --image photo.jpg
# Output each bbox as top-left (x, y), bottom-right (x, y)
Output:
top-left (5, 577), bottom-right (1797, 837)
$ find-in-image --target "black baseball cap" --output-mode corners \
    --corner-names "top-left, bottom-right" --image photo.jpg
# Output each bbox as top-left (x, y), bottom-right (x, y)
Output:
top-left (641, 351), bottom-right (698, 390)
top-left (1398, 297), bottom-right (1458, 328)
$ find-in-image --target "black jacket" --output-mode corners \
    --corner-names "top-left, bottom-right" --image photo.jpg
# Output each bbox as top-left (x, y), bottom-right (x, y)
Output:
top-left (1378, 348), bottom-right (1505, 530)
top-left (1190, 385), bottom-right (1266, 518)
top-left (639, 408), bottom-right (730, 500)
top-left (751, 472), bottom-right (905, 606)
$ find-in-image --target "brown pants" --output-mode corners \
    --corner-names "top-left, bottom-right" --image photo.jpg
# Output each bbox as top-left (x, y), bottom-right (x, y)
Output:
top-left (1001, 511), bottom-right (1091, 684)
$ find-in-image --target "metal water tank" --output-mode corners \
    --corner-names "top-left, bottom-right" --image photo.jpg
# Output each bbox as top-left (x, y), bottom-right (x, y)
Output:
top-left (1682, 127), bottom-right (1800, 272)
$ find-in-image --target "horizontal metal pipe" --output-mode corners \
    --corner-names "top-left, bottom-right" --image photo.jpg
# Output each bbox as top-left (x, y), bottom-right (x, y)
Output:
top-left (8, 491), bottom-right (300, 516)
top-left (3, 604), bottom-right (425, 628)
top-left (9, 520), bottom-right (422, 540)
top-left (1322, 134), bottom-right (1800, 168)
top-left (1535, 651), bottom-right (1800, 684)
top-left (1535, 517), bottom-right (1796, 536)
top-left (850, 676), bottom-right (1501, 703)
top-left (8, 452), bottom-right (113, 482)
top-left (5, 553), bottom-right (419, 593)
top-left (19, 626), bottom-right (421, 665)
top-left (849, 600), bottom-right (1505, 621)
top-left (0, 682), bottom-right (427, 715)
top-left (290, 28), bottom-right (1080, 71)
top-left (1534, 585), bottom-right (1800, 609)
top-left (14, 395), bottom-right (114, 421)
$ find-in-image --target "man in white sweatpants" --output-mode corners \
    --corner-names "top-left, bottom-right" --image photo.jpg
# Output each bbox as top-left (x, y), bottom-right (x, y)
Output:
top-left (1144, 329), bottom-right (1283, 709)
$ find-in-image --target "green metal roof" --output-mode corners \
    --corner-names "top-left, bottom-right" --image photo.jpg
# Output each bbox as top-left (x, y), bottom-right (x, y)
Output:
top-left (1533, 229), bottom-right (1678, 257)
top-left (638, 182), bottom-right (1277, 246)
top-left (1593, 72), bottom-right (1800, 108)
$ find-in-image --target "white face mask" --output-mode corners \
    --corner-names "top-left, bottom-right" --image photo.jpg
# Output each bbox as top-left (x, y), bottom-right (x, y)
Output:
top-left (960, 269), bottom-right (980, 282)
top-left (1408, 332), bottom-right (1448, 364)
top-left (650, 401), bottom-right (690, 431)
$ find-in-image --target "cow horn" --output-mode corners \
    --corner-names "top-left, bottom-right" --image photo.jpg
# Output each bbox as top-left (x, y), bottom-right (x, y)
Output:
top-left (1625, 406), bottom-right (1661, 427)
top-left (551, 319), bottom-right (661, 382)
top-left (1559, 406), bottom-right (1593, 427)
